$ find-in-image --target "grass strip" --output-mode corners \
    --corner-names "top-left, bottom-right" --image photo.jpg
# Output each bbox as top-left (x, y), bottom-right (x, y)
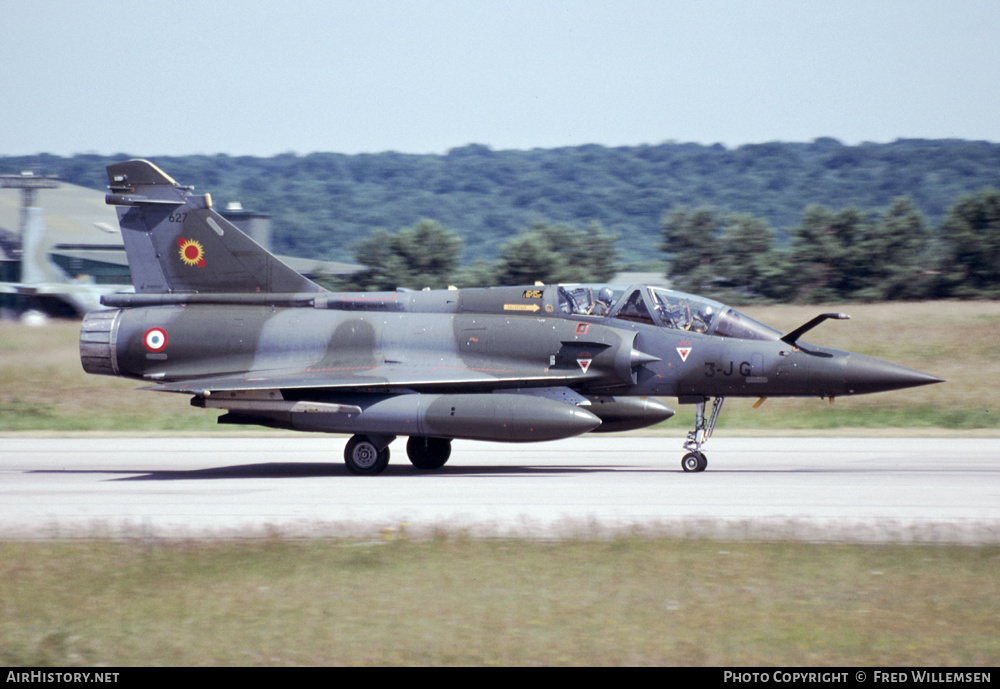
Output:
top-left (1, 536), bottom-right (997, 666)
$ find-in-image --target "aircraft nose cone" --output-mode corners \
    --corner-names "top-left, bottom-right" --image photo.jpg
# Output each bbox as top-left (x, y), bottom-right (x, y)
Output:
top-left (843, 354), bottom-right (944, 395)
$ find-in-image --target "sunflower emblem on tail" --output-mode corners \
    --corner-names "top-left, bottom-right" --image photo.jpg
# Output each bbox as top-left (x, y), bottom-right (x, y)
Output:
top-left (177, 237), bottom-right (206, 267)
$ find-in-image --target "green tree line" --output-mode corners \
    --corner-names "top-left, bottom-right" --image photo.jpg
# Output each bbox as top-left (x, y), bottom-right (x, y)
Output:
top-left (661, 190), bottom-right (1000, 302)
top-left (3, 140), bottom-right (999, 300)
top-left (323, 219), bottom-right (619, 291)
top-left (5, 138), bottom-right (998, 264)
top-left (325, 187), bottom-right (998, 303)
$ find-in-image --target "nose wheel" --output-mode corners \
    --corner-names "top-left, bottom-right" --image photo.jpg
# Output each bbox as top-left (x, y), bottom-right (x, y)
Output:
top-left (682, 451), bottom-right (707, 472)
top-left (681, 397), bottom-right (724, 472)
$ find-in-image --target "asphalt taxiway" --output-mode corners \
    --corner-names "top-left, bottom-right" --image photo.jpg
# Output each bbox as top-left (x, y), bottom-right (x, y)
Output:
top-left (1, 436), bottom-right (997, 541)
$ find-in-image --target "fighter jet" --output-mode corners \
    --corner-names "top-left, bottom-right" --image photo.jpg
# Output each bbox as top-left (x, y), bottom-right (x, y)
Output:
top-left (0, 206), bottom-right (127, 318)
top-left (80, 160), bottom-right (943, 474)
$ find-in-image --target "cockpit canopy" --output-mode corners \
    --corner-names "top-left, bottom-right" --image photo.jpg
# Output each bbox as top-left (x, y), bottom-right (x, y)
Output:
top-left (557, 284), bottom-right (781, 341)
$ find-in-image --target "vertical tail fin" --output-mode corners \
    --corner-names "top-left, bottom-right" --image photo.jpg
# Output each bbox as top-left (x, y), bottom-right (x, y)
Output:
top-left (20, 206), bottom-right (64, 284)
top-left (106, 160), bottom-right (322, 295)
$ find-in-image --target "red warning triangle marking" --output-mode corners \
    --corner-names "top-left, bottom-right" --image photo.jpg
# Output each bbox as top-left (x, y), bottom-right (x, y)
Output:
top-left (578, 359), bottom-right (592, 373)
top-left (676, 347), bottom-right (692, 362)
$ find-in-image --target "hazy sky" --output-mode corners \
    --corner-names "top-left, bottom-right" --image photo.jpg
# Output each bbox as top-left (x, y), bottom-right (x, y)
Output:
top-left (3, 0), bottom-right (998, 157)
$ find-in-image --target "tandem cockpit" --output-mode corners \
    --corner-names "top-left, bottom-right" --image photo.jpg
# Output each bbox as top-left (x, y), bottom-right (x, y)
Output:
top-left (557, 284), bottom-right (782, 341)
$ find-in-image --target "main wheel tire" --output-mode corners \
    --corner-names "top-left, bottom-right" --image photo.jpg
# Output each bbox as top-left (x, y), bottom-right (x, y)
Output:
top-left (682, 452), bottom-right (707, 473)
top-left (344, 435), bottom-right (390, 475)
top-left (406, 436), bottom-right (452, 470)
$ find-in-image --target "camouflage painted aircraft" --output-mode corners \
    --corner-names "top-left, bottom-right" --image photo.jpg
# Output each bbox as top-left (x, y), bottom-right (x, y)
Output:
top-left (80, 160), bottom-right (943, 474)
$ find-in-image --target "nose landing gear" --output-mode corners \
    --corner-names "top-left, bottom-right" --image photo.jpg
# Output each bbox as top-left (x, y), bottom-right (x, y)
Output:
top-left (682, 397), bottom-right (724, 472)
top-left (681, 451), bottom-right (707, 472)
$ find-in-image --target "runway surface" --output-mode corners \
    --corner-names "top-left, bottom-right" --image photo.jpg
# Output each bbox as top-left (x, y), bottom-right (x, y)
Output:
top-left (1, 436), bottom-right (998, 542)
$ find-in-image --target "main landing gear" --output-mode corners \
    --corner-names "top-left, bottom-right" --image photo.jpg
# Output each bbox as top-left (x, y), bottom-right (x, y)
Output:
top-left (406, 436), bottom-right (452, 470)
top-left (344, 435), bottom-right (391, 475)
top-left (681, 397), bottom-right (724, 473)
top-left (343, 434), bottom-right (453, 475)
